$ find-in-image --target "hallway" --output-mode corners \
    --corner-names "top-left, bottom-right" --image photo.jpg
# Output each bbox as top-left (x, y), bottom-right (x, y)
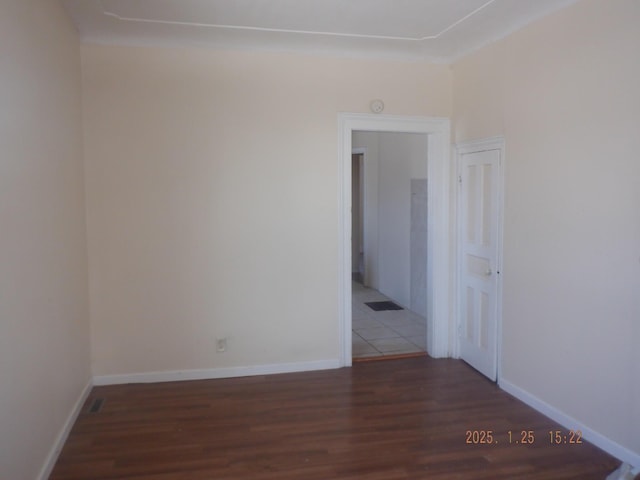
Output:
top-left (352, 281), bottom-right (427, 359)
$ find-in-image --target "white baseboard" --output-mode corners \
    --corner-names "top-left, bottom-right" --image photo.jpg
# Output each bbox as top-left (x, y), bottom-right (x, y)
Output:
top-left (93, 358), bottom-right (341, 386)
top-left (499, 378), bottom-right (640, 468)
top-left (37, 378), bottom-right (93, 480)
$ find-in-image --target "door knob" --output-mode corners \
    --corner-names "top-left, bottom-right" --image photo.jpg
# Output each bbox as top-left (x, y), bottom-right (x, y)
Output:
top-left (485, 268), bottom-right (492, 276)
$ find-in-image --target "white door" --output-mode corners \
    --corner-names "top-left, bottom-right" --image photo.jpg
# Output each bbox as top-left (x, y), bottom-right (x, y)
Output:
top-left (458, 144), bottom-right (502, 381)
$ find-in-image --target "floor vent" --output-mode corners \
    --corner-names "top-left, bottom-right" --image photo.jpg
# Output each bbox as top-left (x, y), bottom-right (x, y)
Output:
top-left (89, 398), bottom-right (105, 414)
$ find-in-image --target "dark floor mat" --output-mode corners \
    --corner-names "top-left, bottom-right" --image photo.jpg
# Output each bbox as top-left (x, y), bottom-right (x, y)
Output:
top-left (365, 301), bottom-right (404, 311)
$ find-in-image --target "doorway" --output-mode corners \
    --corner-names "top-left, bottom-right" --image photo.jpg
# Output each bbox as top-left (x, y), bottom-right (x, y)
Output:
top-left (338, 113), bottom-right (451, 367)
top-left (350, 132), bottom-right (429, 360)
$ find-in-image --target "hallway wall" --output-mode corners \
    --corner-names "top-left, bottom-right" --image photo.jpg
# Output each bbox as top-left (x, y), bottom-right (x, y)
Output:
top-left (378, 132), bottom-right (428, 310)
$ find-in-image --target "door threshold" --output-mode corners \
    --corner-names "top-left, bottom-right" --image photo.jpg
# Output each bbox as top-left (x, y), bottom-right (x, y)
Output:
top-left (353, 352), bottom-right (428, 363)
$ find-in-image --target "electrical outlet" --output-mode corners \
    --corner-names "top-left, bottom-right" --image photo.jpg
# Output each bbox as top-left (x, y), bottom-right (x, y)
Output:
top-left (216, 338), bottom-right (227, 353)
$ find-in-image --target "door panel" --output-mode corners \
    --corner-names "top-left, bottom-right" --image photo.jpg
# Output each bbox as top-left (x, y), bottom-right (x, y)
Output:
top-left (459, 148), bottom-right (501, 381)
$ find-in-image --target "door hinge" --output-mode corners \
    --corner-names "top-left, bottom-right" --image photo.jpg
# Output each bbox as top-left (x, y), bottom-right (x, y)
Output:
top-left (458, 175), bottom-right (462, 184)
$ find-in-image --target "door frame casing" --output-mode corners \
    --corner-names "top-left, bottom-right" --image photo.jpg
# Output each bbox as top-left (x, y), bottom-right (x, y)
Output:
top-left (338, 113), bottom-right (451, 367)
top-left (454, 136), bottom-right (505, 381)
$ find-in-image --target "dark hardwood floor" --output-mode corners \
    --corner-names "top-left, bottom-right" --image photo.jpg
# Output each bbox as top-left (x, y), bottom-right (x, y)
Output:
top-left (51, 357), bottom-right (620, 479)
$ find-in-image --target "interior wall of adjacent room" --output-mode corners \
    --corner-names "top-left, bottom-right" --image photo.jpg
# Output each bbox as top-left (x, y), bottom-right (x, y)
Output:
top-left (352, 132), bottom-right (380, 290)
top-left (377, 132), bottom-right (428, 311)
top-left (452, 0), bottom-right (640, 457)
top-left (0, 1), bottom-right (91, 478)
top-left (81, 45), bottom-right (452, 376)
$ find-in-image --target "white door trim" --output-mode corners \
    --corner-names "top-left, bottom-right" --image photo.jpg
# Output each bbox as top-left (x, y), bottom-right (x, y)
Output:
top-left (338, 113), bottom-right (451, 367)
top-left (454, 136), bottom-right (505, 381)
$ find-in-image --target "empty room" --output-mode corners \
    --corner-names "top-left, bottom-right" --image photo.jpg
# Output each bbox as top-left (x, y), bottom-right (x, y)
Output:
top-left (1, 0), bottom-right (638, 479)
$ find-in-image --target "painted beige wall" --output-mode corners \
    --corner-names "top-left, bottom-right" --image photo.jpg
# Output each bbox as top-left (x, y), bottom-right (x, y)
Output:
top-left (0, 0), bottom-right (91, 478)
top-left (453, 0), bottom-right (640, 456)
top-left (82, 45), bottom-right (452, 376)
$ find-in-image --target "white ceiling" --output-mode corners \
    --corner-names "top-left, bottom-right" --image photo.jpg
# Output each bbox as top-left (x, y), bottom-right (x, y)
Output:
top-left (62, 0), bottom-right (578, 62)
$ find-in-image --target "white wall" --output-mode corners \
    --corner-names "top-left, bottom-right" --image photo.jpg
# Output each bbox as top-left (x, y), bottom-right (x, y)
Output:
top-left (0, 1), bottom-right (91, 478)
top-left (81, 45), bottom-right (452, 377)
top-left (453, 0), bottom-right (640, 459)
top-left (377, 133), bottom-right (428, 310)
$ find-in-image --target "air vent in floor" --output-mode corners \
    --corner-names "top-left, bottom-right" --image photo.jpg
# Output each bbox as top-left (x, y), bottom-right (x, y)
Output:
top-left (88, 398), bottom-right (105, 414)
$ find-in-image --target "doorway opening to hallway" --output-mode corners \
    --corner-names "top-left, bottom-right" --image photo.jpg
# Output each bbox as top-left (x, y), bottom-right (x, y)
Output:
top-left (350, 133), bottom-right (428, 361)
top-left (338, 113), bottom-right (451, 367)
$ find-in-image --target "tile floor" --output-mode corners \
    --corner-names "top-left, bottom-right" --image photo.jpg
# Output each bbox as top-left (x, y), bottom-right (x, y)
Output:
top-left (352, 281), bottom-right (427, 359)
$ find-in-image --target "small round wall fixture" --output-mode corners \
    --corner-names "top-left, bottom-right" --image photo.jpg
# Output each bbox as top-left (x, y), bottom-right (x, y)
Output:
top-left (369, 99), bottom-right (385, 114)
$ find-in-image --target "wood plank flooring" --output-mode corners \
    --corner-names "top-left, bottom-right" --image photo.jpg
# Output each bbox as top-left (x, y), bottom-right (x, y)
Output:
top-left (50, 357), bottom-right (620, 479)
